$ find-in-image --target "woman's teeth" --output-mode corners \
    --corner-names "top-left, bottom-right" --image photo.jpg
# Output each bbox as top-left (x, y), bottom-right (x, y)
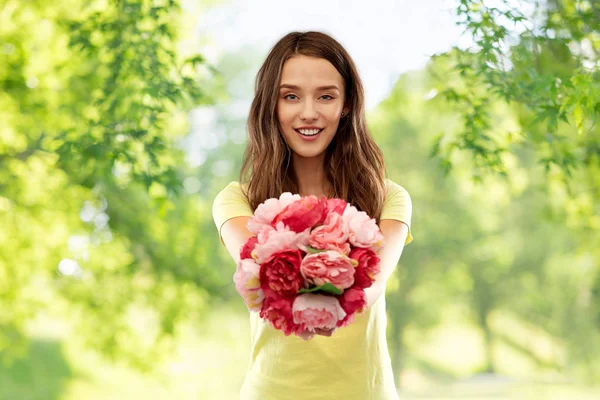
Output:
top-left (296, 128), bottom-right (322, 136)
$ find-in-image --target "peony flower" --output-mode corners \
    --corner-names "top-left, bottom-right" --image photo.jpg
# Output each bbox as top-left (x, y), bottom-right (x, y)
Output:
top-left (300, 251), bottom-right (357, 291)
top-left (233, 259), bottom-right (265, 312)
top-left (240, 236), bottom-right (258, 260)
top-left (349, 248), bottom-right (381, 289)
top-left (342, 205), bottom-right (384, 250)
top-left (307, 212), bottom-right (350, 255)
top-left (326, 198), bottom-right (348, 215)
top-left (271, 195), bottom-right (328, 233)
top-left (252, 221), bottom-right (310, 264)
top-left (292, 293), bottom-right (346, 332)
top-left (336, 287), bottom-right (367, 328)
top-left (238, 193), bottom-right (386, 335)
top-left (259, 249), bottom-right (305, 298)
top-left (260, 296), bottom-right (303, 336)
top-left (247, 192), bottom-right (302, 235)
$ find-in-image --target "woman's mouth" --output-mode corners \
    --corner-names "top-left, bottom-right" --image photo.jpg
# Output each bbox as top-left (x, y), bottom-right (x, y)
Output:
top-left (295, 128), bottom-right (323, 141)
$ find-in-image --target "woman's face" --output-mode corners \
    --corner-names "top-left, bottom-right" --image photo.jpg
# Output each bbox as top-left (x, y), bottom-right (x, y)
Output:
top-left (276, 55), bottom-right (347, 159)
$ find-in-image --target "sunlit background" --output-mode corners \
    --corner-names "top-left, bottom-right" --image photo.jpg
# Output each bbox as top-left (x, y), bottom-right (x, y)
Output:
top-left (1, 0), bottom-right (599, 399)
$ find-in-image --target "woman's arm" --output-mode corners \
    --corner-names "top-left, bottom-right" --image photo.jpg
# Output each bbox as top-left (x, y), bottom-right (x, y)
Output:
top-left (364, 219), bottom-right (410, 308)
top-left (220, 216), bottom-right (254, 264)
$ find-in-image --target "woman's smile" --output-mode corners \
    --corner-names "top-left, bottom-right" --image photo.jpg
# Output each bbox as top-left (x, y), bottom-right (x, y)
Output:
top-left (295, 128), bottom-right (324, 141)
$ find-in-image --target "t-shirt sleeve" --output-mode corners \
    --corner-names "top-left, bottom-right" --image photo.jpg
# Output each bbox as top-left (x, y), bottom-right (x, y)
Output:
top-left (212, 181), bottom-right (254, 247)
top-left (380, 179), bottom-right (413, 245)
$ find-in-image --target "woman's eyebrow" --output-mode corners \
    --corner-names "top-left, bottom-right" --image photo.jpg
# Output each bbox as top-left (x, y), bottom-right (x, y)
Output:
top-left (279, 84), bottom-right (340, 91)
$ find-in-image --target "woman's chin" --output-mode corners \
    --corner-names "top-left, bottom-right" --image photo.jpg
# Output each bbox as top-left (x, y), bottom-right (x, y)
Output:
top-left (290, 146), bottom-right (325, 159)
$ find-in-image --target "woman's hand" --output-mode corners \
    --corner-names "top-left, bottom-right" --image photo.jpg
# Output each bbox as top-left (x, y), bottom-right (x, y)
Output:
top-left (298, 329), bottom-right (315, 341)
top-left (298, 327), bottom-right (337, 341)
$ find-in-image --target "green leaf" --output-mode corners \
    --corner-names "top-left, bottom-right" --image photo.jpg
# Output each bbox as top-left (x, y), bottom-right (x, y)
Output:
top-left (304, 245), bottom-right (328, 254)
top-left (297, 282), bottom-right (342, 295)
top-left (574, 103), bottom-right (584, 135)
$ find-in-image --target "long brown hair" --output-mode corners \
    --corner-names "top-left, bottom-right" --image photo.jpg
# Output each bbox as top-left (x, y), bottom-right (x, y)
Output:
top-left (239, 31), bottom-right (388, 223)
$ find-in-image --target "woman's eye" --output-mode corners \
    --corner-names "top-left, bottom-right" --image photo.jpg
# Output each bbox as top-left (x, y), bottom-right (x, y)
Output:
top-left (283, 94), bottom-right (333, 100)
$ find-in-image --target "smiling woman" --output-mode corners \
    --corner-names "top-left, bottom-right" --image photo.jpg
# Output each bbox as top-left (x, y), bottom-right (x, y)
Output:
top-left (276, 55), bottom-right (347, 166)
top-left (213, 30), bottom-right (414, 400)
top-left (240, 31), bottom-right (389, 215)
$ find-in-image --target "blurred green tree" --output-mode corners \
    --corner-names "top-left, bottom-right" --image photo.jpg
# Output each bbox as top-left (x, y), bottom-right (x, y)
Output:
top-left (377, 0), bottom-right (600, 385)
top-left (0, 0), bottom-right (227, 369)
top-left (375, 64), bottom-right (598, 386)
top-left (431, 0), bottom-right (599, 184)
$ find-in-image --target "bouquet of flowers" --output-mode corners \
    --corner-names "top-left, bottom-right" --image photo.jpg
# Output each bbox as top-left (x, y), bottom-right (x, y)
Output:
top-left (233, 192), bottom-right (384, 337)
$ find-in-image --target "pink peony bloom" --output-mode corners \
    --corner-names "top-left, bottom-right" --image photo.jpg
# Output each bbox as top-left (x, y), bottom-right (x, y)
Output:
top-left (233, 259), bottom-right (265, 312)
top-left (253, 221), bottom-right (310, 264)
top-left (326, 198), bottom-right (348, 215)
top-left (260, 296), bottom-right (303, 336)
top-left (256, 224), bottom-right (275, 245)
top-left (336, 287), bottom-right (367, 328)
top-left (260, 249), bottom-right (305, 298)
top-left (247, 192), bottom-right (302, 235)
top-left (272, 195), bottom-right (328, 233)
top-left (342, 205), bottom-right (384, 250)
top-left (308, 212), bottom-right (350, 255)
top-left (300, 251), bottom-right (357, 291)
top-left (292, 293), bottom-right (347, 332)
top-left (240, 236), bottom-right (258, 260)
top-left (349, 248), bottom-right (381, 289)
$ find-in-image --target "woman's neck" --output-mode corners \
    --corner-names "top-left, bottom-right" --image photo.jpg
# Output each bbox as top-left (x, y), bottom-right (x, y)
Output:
top-left (292, 154), bottom-right (331, 198)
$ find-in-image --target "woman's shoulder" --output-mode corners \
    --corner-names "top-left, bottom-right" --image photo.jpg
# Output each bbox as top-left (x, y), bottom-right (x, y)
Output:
top-left (384, 177), bottom-right (410, 198)
top-left (213, 181), bottom-right (250, 207)
top-left (216, 180), bottom-right (247, 194)
top-left (221, 180), bottom-right (243, 189)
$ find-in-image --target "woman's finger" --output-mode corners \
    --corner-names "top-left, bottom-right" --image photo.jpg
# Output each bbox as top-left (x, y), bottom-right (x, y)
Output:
top-left (315, 328), bottom-right (336, 336)
top-left (298, 330), bottom-right (315, 340)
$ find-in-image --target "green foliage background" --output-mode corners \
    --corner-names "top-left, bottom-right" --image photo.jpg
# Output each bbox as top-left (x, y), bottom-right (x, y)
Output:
top-left (1, 0), bottom-right (599, 398)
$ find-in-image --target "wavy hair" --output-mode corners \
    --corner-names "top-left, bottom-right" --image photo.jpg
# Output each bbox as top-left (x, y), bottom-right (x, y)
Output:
top-left (239, 31), bottom-right (388, 223)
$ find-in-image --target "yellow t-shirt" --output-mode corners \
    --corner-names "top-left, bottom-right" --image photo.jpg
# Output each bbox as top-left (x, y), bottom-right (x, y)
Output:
top-left (212, 179), bottom-right (413, 400)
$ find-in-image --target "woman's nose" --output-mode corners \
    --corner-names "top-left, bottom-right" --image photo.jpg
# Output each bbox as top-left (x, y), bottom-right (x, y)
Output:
top-left (300, 100), bottom-right (318, 120)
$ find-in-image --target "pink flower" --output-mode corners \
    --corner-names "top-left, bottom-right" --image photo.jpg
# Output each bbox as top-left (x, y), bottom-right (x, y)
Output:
top-left (256, 224), bottom-right (275, 244)
top-left (240, 236), bottom-right (258, 260)
top-left (349, 248), bottom-right (381, 289)
top-left (260, 249), bottom-right (305, 298)
top-left (292, 293), bottom-right (346, 332)
top-left (260, 296), bottom-right (303, 336)
top-left (300, 251), bottom-right (357, 291)
top-left (342, 205), bottom-right (384, 250)
top-left (326, 198), bottom-right (348, 215)
top-left (233, 259), bottom-right (265, 312)
top-left (247, 192), bottom-right (301, 235)
top-left (253, 221), bottom-right (310, 264)
top-left (308, 212), bottom-right (350, 255)
top-left (336, 288), bottom-right (367, 328)
top-left (272, 195), bottom-right (328, 233)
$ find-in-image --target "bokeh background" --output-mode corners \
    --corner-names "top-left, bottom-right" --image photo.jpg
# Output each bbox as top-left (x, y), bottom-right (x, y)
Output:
top-left (1, 0), bottom-right (599, 399)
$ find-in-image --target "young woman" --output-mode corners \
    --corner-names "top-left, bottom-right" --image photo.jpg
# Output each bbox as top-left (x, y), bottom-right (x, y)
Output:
top-left (212, 31), bottom-right (413, 400)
